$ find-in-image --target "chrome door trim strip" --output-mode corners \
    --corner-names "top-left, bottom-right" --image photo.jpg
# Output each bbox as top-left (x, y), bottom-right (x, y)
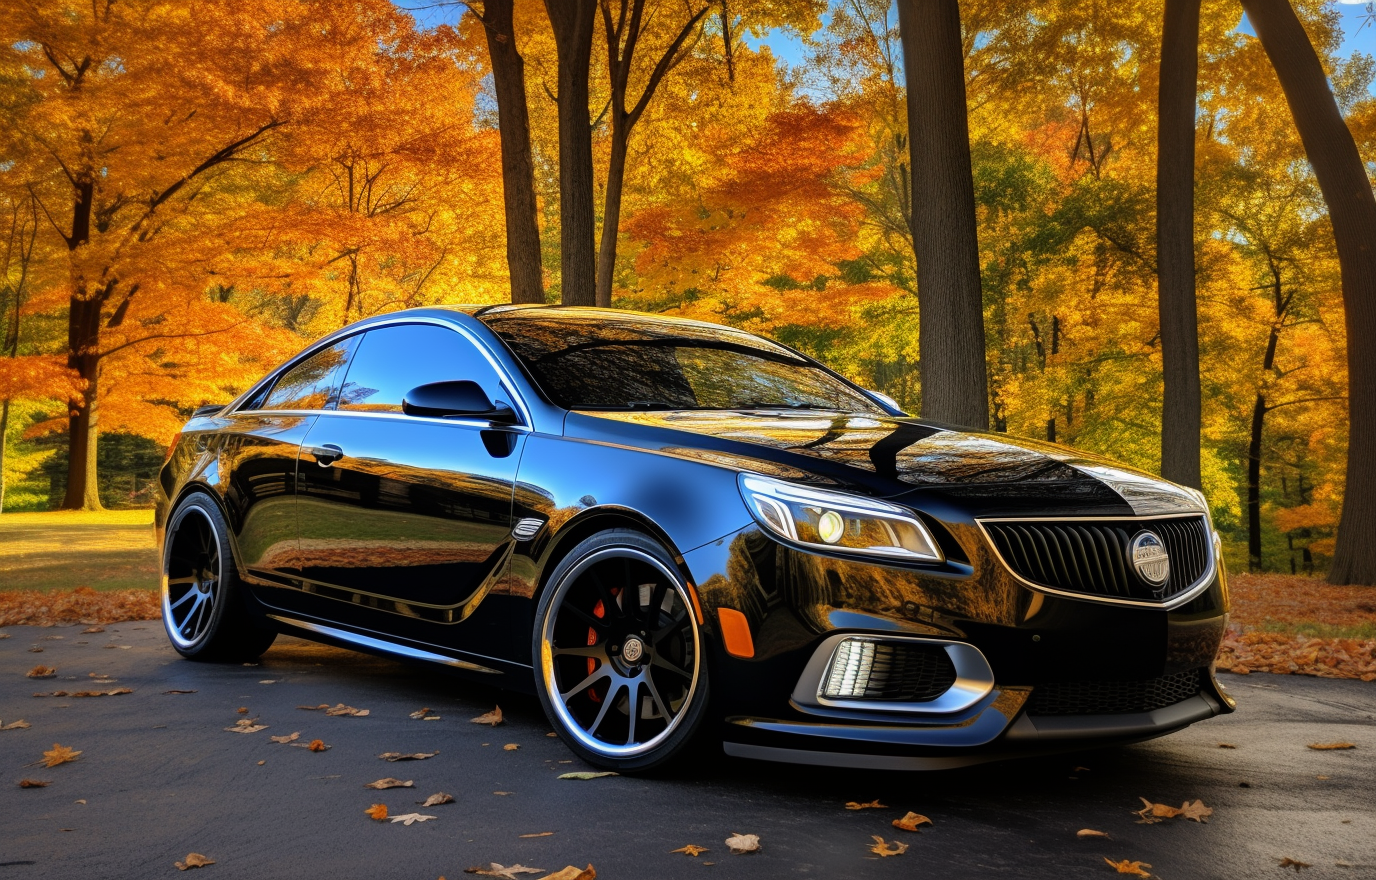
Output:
top-left (267, 614), bottom-right (503, 674)
top-left (974, 514), bottom-right (1218, 610)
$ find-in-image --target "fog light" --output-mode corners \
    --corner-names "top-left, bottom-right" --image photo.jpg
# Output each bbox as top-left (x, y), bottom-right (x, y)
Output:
top-left (817, 510), bottom-right (845, 544)
top-left (822, 638), bottom-right (876, 698)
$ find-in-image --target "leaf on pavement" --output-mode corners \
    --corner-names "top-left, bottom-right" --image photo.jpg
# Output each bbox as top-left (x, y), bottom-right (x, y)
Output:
top-left (1306, 742), bottom-right (1355, 750)
top-left (543, 867), bottom-right (596, 880)
top-left (42, 743), bottom-right (81, 767)
top-left (1278, 857), bottom-right (1312, 871)
top-left (557, 771), bottom-right (618, 780)
top-left (298, 703), bottom-right (369, 716)
top-left (410, 708), bottom-right (441, 720)
top-left (26, 666), bottom-right (57, 679)
top-left (365, 804), bottom-right (389, 821)
top-left (519, 832), bottom-right (554, 838)
top-left (33, 688), bottom-right (132, 698)
top-left (236, 707), bottom-right (248, 714)
top-left (892, 812), bottom-right (933, 832)
top-left (670, 845), bottom-right (708, 857)
top-left (503, 743), bottom-right (519, 751)
top-left (224, 719), bottom-right (268, 734)
top-left (420, 793), bottom-right (454, 807)
top-left (174, 853), bottom-right (215, 871)
top-left (389, 812), bottom-right (437, 825)
top-left (2, 720), bottom-right (31, 730)
top-left (1217, 743), bottom-right (1236, 749)
top-left (269, 732), bottom-right (300, 744)
top-left (293, 739), bottom-right (329, 752)
top-left (103, 644), bottom-right (132, 649)
top-left (1104, 859), bottom-right (1152, 877)
top-left (471, 706), bottom-right (503, 726)
top-left (725, 833), bottom-right (760, 854)
top-left (379, 751), bottom-right (436, 761)
top-left (869, 836), bottom-right (908, 857)
top-left (163, 689), bottom-right (197, 694)
top-left (81, 626), bottom-right (105, 634)
top-left (364, 778), bottom-right (414, 790)
top-left (1178, 800), bottom-right (1213, 823)
top-left (846, 799), bottom-right (887, 810)
top-left (19, 779), bottom-right (50, 788)
top-left (1078, 829), bottom-right (1111, 839)
top-left (463, 863), bottom-right (545, 878)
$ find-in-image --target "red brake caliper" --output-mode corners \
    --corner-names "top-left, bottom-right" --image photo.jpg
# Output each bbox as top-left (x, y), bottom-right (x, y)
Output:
top-left (587, 588), bottom-right (618, 703)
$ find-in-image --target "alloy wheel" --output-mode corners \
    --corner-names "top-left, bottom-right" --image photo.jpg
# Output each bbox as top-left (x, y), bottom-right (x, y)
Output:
top-left (163, 504), bottom-right (224, 649)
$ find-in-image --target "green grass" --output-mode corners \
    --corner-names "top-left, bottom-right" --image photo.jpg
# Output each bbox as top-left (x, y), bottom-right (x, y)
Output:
top-left (1256, 619), bottom-right (1376, 641)
top-left (0, 509), bottom-right (158, 592)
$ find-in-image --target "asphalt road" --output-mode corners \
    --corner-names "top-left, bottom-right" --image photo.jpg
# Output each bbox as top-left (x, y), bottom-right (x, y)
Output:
top-left (2, 624), bottom-right (1373, 879)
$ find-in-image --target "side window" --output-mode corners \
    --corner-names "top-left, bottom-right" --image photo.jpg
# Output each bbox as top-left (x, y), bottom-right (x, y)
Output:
top-left (337, 324), bottom-right (505, 414)
top-left (257, 337), bottom-right (358, 411)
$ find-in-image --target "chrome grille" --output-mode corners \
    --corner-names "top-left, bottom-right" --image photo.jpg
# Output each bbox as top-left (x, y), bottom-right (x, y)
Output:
top-left (981, 515), bottom-right (1211, 603)
top-left (1026, 669), bottom-right (1203, 715)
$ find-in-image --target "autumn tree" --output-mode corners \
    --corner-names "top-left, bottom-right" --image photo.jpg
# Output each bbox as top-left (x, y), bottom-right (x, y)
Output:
top-left (544, 0), bottom-right (600, 305)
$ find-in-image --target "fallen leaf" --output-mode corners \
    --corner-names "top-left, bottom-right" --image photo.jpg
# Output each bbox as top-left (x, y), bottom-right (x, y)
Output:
top-left (543, 867), bottom-right (595, 880)
top-left (379, 751), bottom-right (437, 761)
top-left (546, 732), bottom-right (557, 737)
top-left (869, 836), bottom-right (908, 857)
top-left (410, 708), bottom-right (441, 720)
top-left (892, 812), bottom-right (933, 832)
top-left (88, 672), bottom-right (114, 680)
top-left (420, 793), bottom-right (455, 807)
top-left (503, 744), bottom-right (519, 751)
top-left (1306, 742), bottom-right (1355, 750)
top-left (163, 689), bottom-right (197, 694)
top-left (81, 626), bottom-right (105, 634)
top-left (269, 733), bottom-right (301, 744)
top-left (1178, 799), bottom-right (1213, 823)
top-left (26, 666), bottom-right (57, 679)
top-left (75, 799), bottom-right (86, 804)
top-left (224, 720), bottom-right (268, 734)
top-left (299, 703), bottom-right (370, 717)
top-left (725, 833), bottom-right (760, 854)
top-left (365, 804), bottom-right (389, 821)
top-left (257, 761), bottom-right (265, 766)
top-left (1104, 859), bottom-right (1152, 877)
top-left (33, 688), bottom-right (132, 698)
top-left (104, 644), bottom-right (132, 650)
top-left (174, 853), bottom-right (215, 871)
top-left (364, 778), bottom-right (414, 790)
top-left (1078, 829), bottom-right (1111, 839)
top-left (464, 863), bottom-right (544, 878)
top-left (2, 720), bottom-right (31, 730)
top-left (236, 707), bottom-right (248, 715)
top-left (19, 779), bottom-right (50, 788)
top-left (471, 706), bottom-right (503, 726)
top-left (28, 646), bottom-right (42, 652)
top-left (389, 812), bottom-right (437, 825)
top-left (1218, 743), bottom-right (1237, 749)
top-left (1278, 857), bottom-right (1311, 871)
top-left (519, 832), bottom-right (554, 838)
top-left (1134, 798), bottom-right (1183, 824)
top-left (671, 845), bottom-right (708, 857)
top-left (493, 791), bottom-right (512, 796)
top-left (42, 743), bottom-right (81, 767)
top-left (558, 771), bottom-right (618, 780)
top-left (258, 680), bottom-right (276, 685)
top-left (304, 739), bottom-right (329, 752)
top-left (846, 799), bottom-right (887, 810)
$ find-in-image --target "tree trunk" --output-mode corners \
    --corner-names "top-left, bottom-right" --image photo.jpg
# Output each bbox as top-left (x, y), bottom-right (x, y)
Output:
top-left (61, 292), bottom-right (103, 510)
top-left (1242, 0), bottom-right (1376, 585)
top-left (481, 0), bottom-right (545, 305)
top-left (896, 0), bottom-right (989, 430)
top-left (596, 120), bottom-right (629, 308)
top-left (544, 0), bottom-right (599, 307)
top-left (1246, 392), bottom-right (1266, 570)
top-left (1157, 0), bottom-right (1203, 490)
top-left (0, 399), bottom-right (9, 513)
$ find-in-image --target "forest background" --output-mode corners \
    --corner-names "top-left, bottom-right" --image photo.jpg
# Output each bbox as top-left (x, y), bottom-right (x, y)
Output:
top-left (1, 0), bottom-right (1374, 584)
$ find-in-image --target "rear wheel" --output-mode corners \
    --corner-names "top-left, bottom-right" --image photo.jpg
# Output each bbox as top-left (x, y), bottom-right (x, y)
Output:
top-left (162, 492), bottom-right (275, 661)
top-left (533, 530), bottom-right (709, 772)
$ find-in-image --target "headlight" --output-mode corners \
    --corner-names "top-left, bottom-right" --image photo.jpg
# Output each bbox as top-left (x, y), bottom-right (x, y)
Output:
top-left (738, 474), bottom-right (943, 562)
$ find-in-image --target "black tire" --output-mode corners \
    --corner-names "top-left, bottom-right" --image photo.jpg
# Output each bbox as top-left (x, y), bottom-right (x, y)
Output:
top-left (161, 491), bottom-right (276, 662)
top-left (532, 529), bottom-right (710, 773)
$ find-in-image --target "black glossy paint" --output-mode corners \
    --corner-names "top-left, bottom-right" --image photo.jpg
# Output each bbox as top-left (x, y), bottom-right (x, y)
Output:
top-left (157, 305), bottom-right (1233, 765)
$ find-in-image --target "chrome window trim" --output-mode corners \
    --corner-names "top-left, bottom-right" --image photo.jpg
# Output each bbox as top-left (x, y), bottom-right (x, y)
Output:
top-left (974, 513), bottom-right (1218, 611)
top-left (790, 633), bottom-right (995, 715)
top-left (224, 315), bottom-right (534, 428)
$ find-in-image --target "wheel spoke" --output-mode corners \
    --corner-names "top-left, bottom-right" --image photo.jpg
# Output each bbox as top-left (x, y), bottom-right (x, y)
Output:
top-left (181, 593), bottom-right (206, 634)
top-left (560, 603), bottom-right (610, 632)
top-left (624, 679), bottom-right (640, 745)
top-left (588, 569), bottom-right (624, 619)
top-left (587, 680), bottom-right (624, 737)
top-left (644, 673), bottom-right (673, 723)
top-left (559, 664), bottom-right (612, 704)
top-left (551, 643), bottom-right (606, 660)
top-left (652, 610), bottom-right (688, 645)
top-left (166, 576), bottom-right (198, 587)
top-left (168, 589), bottom-right (197, 611)
top-left (646, 581), bottom-right (669, 630)
top-left (650, 652), bottom-right (692, 679)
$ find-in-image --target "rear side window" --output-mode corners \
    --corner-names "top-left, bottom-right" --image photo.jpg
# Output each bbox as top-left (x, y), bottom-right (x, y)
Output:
top-left (257, 337), bottom-right (358, 411)
top-left (337, 323), bottom-right (505, 414)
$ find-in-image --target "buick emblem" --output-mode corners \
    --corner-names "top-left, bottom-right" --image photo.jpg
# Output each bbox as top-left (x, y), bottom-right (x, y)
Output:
top-left (1129, 531), bottom-right (1170, 588)
top-left (621, 637), bottom-right (644, 663)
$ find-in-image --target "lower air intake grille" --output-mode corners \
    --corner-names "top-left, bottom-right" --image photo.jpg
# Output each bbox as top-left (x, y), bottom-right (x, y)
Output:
top-left (821, 639), bottom-right (957, 702)
top-left (981, 515), bottom-right (1212, 603)
top-left (1027, 669), bottom-right (1203, 716)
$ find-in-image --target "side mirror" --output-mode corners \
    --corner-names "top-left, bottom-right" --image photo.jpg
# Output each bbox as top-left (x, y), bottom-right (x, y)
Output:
top-left (865, 389), bottom-right (905, 415)
top-left (402, 381), bottom-right (518, 424)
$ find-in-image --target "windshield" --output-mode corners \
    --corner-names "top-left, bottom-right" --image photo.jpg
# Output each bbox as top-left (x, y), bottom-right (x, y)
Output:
top-left (483, 312), bottom-right (886, 414)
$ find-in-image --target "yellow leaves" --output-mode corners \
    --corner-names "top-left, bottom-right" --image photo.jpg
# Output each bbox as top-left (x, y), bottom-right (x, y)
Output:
top-left (304, 739), bottom-right (329, 752)
top-left (365, 804), bottom-right (389, 821)
top-left (543, 866), bottom-right (595, 880)
top-left (868, 836), bottom-right (908, 857)
top-left (26, 665), bottom-right (57, 679)
top-left (174, 854), bottom-right (215, 871)
top-left (41, 743), bottom-right (81, 767)
top-left (364, 778), bottom-right (414, 790)
top-left (1278, 857), bottom-right (1312, 871)
top-left (1078, 829), bottom-right (1111, 839)
top-left (845, 799), bottom-right (886, 810)
top-left (724, 833), bottom-right (760, 854)
top-left (502, 744), bottom-right (519, 751)
top-left (33, 688), bottom-right (133, 698)
top-left (1134, 798), bottom-right (1212, 824)
top-left (2, 720), bottom-right (32, 730)
top-left (892, 812), bottom-right (932, 832)
top-left (470, 706), bottom-right (503, 726)
top-left (379, 751), bottom-right (436, 761)
top-left (19, 779), bottom-right (50, 788)
top-left (225, 719), bottom-right (268, 734)
top-left (388, 813), bottom-right (437, 826)
top-left (1104, 859), bottom-right (1152, 877)
top-left (299, 703), bottom-right (370, 717)
top-left (269, 732), bottom-right (300, 744)
top-left (557, 772), bottom-right (618, 780)
top-left (670, 845), bottom-right (708, 857)
top-left (410, 708), bottom-right (441, 720)
top-left (1307, 742), bottom-right (1355, 750)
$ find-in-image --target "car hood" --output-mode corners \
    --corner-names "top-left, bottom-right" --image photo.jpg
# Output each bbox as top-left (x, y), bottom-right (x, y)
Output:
top-left (565, 410), bottom-right (1205, 519)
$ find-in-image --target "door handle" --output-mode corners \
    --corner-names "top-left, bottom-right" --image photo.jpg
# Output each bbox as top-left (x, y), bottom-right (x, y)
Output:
top-left (308, 444), bottom-right (344, 467)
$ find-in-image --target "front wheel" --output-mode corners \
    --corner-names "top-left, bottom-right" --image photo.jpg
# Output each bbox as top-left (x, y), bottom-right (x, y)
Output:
top-left (533, 530), bottom-right (709, 772)
top-left (162, 492), bottom-right (276, 661)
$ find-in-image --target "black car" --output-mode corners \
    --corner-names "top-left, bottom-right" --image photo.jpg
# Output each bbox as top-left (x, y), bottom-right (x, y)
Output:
top-left (156, 305), bottom-right (1234, 771)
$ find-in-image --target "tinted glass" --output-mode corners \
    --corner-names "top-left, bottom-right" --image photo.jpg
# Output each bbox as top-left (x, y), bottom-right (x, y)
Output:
top-left (338, 323), bottom-right (504, 413)
top-left (258, 337), bottom-right (357, 411)
top-left (484, 312), bottom-right (883, 414)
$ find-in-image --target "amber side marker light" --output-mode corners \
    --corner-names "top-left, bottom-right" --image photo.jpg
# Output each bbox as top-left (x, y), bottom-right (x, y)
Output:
top-left (717, 608), bottom-right (755, 659)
